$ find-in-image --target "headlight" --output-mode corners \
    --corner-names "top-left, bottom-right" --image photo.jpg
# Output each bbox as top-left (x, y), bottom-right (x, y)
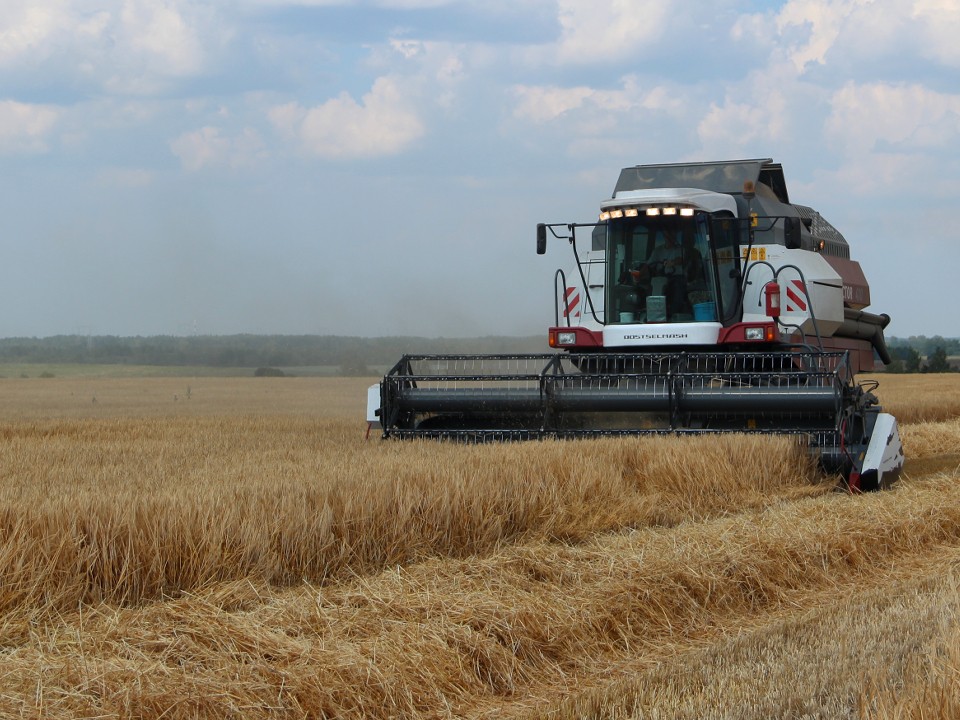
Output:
top-left (745, 327), bottom-right (765, 341)
top-left (557, 332), bottom-right (577, 345)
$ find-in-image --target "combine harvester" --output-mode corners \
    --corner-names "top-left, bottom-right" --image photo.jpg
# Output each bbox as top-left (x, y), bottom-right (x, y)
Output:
top-left (367, 159), bottom-right (904, 491)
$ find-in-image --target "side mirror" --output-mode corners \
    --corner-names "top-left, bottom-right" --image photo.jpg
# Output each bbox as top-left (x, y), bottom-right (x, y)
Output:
top-left (784, 216), bottom-right (802, 249)
top-left (536, 223), bottom-right (547, 255)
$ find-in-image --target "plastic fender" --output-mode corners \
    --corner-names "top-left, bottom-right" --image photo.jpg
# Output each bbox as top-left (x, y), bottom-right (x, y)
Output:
top-left (366, 384), bottom-right (382, 425)
top-left (860, 412), bottom-right (904, 490)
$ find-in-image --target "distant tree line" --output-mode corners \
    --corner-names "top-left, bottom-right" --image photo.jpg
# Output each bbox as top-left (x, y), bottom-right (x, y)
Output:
top-left (887, 336), bottom-right (957, 373)
top-left (0, 334), bottom-right (547, 371)
top-left (1, 333), bottom-right (953, 373)
top-left (889, 335), bottom-right (960, 356)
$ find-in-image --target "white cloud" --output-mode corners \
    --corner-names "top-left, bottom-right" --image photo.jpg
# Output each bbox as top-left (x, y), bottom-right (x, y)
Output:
top-left (511, 76), bottom-right (679, 125)
top-left (555, 0), bottom-right (671, 64)
top-left (0, 100), bottom-right (59, 154)
top-left (0, 0), bottom-right (223, 96)
top-left (236, 0), bottom-right (346, 5)
top-left (813, 152), bottom-right (933, 197)
top-left (390, 38), bottom-right (426, 60)
top-left (375, 0), bottom-right (456, 7)
top-left (119, 0), bottom-right (207, 78)
top-left (436, 53), bottom-right (464, 85)
top-left (826, 82), bottom-right (960, 154)
top-left (913, 0), bottom-right (960, 66)
top-left (737, 0), bottom-right (960, 74)
top-left (169, 125), bottom-right (266, 171)
top-left (511, 86), bottom-right (597, 124)
top-left (706, 3), bottom-right (960, 204)
top-left (379, 38), bottom-right (466, 108)
top-left (0, 0), bottom-right (71, 67)
top-left (773, 0), bottom-right (873, 71)
top-left (733, 0), bottom-right (917, 76)
top-left (269, 77), bottom-right (424, 158)
top-left (696, 77), bottom-right (793, 155)
top-left (76, 10), bottom-right (112, 40)
top-left (239, 0), bottom-right (458, 6)
top-left (506, 76), bottom-right (697, 165)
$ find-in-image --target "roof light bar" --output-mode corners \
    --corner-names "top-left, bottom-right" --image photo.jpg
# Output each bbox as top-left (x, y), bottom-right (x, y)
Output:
top-left (600, 205), bottom-right (698, 220)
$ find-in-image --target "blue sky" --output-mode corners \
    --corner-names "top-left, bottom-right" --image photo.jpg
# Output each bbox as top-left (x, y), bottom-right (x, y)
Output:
top-left (1, 0), bottom-right (958, 339)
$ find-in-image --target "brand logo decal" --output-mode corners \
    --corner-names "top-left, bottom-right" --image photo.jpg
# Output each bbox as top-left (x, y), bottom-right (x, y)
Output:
top-left (624, 333), bottom-right (689, 340)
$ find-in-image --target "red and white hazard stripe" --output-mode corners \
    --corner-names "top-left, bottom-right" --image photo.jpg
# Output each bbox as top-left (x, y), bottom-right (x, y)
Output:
top-left (785, 280), bottom-right (807, 312)
top-left (563, 287), bottom-right (581, 318)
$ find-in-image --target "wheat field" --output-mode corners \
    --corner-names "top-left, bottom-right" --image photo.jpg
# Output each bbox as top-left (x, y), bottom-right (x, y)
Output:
top-left (0, 372), bottom-right (958, 718)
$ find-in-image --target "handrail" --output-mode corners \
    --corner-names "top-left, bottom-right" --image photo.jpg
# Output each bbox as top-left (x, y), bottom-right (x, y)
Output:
top-left (554, 268), bottom-right (570, 327)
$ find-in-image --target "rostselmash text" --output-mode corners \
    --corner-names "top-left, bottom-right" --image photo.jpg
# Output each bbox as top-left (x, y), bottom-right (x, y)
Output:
top-left (623, 333), bottom-right (690, 340)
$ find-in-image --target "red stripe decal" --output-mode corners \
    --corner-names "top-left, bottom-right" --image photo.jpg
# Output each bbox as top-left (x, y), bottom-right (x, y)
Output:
top-left (786, 280), bottom-right (807, 311)
top-left (563, 288), bottom-right (580, 317)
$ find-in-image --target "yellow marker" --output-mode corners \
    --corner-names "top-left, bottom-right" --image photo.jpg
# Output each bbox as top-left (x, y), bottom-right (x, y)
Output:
top-left (750, 212), bottom-right (758, 227)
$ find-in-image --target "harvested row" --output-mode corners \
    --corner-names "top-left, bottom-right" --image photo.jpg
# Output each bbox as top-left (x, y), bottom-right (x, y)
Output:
top-left (0, 415), bottom-right (825, 627)
top-left (868, 620), bottom-right (960, 720)
top-left (2, 473), bottom-right (960, 719)
top-left (542, 548), bottom-right (960, 720)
